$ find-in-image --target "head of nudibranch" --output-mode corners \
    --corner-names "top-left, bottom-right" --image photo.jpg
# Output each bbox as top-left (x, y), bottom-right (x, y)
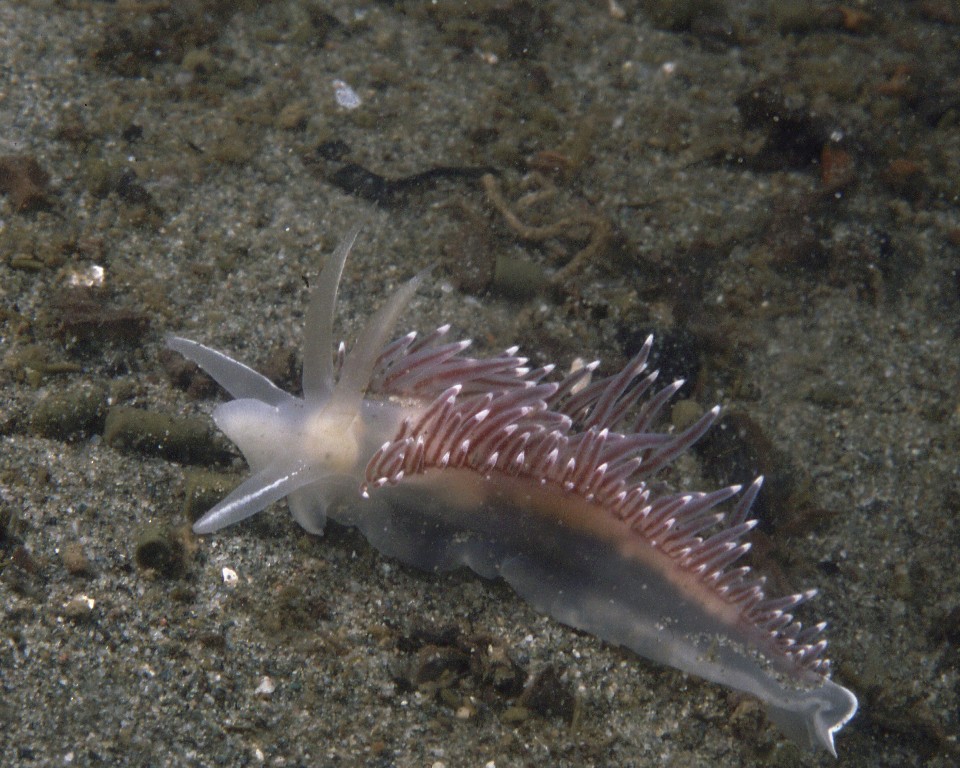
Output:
top-left (167, 227), bottom-right (418, 534)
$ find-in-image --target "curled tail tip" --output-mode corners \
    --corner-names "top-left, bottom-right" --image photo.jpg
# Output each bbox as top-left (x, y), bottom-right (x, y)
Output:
top-left (766, 679), bottom-right (858, 756)
top-left (817, 681), bottom-right (857, 757)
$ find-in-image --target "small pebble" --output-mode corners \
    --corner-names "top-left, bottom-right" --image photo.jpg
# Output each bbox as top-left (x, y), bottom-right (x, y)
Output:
top-left (62, 594), bottom-right (96, 621)
top-left (61, 543), bottom-right (92, 576)
top-left (332, 79), bottom-right (361, 110)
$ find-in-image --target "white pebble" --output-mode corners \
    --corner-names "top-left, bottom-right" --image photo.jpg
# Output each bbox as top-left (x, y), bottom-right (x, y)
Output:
top-left (332, 79), bottom-right (361, 110)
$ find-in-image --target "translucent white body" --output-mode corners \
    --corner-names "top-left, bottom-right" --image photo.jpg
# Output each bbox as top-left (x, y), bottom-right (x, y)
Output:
top-left (167, 230), bottom-right (857, 754)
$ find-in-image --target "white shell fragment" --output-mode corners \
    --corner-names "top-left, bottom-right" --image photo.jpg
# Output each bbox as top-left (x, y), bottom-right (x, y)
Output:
top-left (332, 79), bottom-right (361, 110)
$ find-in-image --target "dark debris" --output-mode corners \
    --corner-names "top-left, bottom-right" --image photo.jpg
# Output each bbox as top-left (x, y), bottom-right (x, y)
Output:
top-left (733, 85), bottom-right (830, 171)
top-left (47, 288), bottom-right (151, 349)
top-left (93, 0), bottom-right (238, 76)
top-left (0, 155), bottom-right (52, 212)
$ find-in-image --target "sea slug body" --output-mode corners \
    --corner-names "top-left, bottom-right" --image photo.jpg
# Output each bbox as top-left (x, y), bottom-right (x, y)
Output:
top-left (167, 228), bottom-right (858, 754)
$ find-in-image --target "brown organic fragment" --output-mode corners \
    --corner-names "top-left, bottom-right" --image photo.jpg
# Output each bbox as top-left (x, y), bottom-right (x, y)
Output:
top-left (0, 155), bottom-right (52, 211)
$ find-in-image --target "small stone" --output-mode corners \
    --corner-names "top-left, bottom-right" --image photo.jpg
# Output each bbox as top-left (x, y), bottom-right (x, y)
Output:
top-left (277, 101), bottom-right (309, 130)
top-left (61, 543), bottom-right (92, 576)
top-left (332, 79), bottom-right (361, 110)
top-left (254, 676), bottom-right (276, 697)
top-left (11, 545), bottom-right (39, 574)
top-left (0, 155), bottom-right (52, 211)
top-left (62, 594), bottom-right (96, 621)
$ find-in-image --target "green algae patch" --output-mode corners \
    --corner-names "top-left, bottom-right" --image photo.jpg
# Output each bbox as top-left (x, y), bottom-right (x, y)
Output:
top-left (31, 384), bottom-right (109, 442)
top-left (103, 406), bottom-right (232, 465)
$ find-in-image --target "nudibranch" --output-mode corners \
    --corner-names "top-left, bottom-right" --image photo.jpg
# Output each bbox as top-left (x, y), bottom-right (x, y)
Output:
top-left (167, 228), bottom-right (857, 754)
